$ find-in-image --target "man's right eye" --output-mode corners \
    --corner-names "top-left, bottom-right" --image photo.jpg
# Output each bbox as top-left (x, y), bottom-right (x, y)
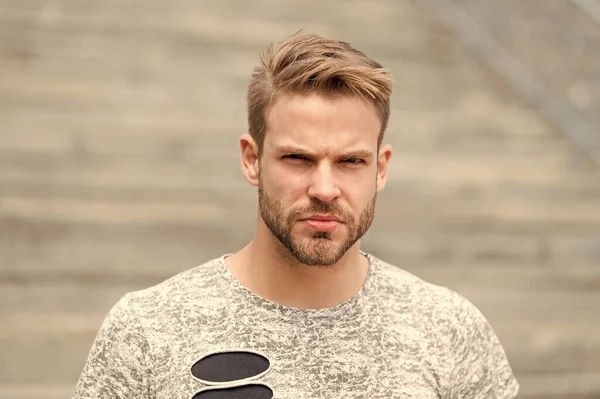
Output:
top-left (283, 154), bottom-right (307, 161)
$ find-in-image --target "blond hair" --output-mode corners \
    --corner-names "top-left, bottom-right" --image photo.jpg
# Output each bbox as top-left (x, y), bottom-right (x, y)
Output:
top-left (247, 32), bottom-right (393, 155)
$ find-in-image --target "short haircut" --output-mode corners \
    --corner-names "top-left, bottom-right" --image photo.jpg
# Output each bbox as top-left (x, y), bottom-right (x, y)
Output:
top-left (247, 32), bottom-right (393, 156)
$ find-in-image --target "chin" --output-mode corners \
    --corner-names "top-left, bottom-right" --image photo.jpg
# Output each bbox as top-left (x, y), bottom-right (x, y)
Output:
top-left (301, 240), bottom-right (346, 261)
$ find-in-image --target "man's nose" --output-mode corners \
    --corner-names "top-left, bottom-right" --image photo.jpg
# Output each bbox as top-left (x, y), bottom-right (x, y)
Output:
top-left (307, 164), bottom-right (341, 203)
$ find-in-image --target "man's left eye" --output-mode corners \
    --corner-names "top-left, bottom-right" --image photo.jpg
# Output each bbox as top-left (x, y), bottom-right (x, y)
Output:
top-left (342, 158), bottom-right (364, 164)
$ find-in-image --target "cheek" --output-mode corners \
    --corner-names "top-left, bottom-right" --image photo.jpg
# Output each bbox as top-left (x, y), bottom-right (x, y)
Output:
top-left (345, 191), bottom-right (372, 215)
top-left (340, 173), bottom-right (377, 205)
top-left (264, 169), bottom-right (306, 201)
top-left (284, 177), bottom-right (308, 202)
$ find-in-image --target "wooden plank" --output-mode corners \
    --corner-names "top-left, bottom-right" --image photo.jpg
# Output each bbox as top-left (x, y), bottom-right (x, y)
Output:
top-left (0, 0), bottom-right (431, 29)
top-left (365, 232), bottom-right (546, 265)
top-left (454, 0), bottom-right (600, 129)
top-left (0, 112), bottom-right (242, 155)
top-left (0, 385), bottom-right (74, 399)
top-left (375, 189), bottom-right (600, 230)
top-left (0, 195), bottom-right (241, 224)
top-left (0, 283), bottom-right (141, 314)
top-left (452, 0), bottom-right (566, 65)
top-left (0, 51), bottom-right (251, 105)
top-left (366, 231), bottom-right (600, 265)
top-left (403, 264), bottom-right (600, 297)
top-left (518, 372), bottom-right (600, 398)
top-left (0, 215), bottom-right (254, 279)
top-left (0, 152), bottom-right (251, 192)
top-left (0, 82), bottom-right (245, 122)
top-left (0, 62), bottom-right (500, 134)
top-left (0, 60), bottom-right (481, 110)
top-left (0, 105), bottom-right (242, 138)
top-left (0, 0), bottom-right (453, 61)
top-left (0, 69), bottom-right (248, 114)
top-left (549, 234), bottom-right (600, 264)
top-left (0, 314), bottom-right (101, 384)
top-left (362, 227), bottom-right (600, 266)
top-left (0, 18), bottom-right (448, 66)
top-left (495, 320), bottom-right (600, 374)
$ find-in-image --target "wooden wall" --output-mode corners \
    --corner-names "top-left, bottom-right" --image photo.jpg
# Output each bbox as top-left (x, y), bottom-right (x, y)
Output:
top-left (1, 0), bottom-right (599, 398)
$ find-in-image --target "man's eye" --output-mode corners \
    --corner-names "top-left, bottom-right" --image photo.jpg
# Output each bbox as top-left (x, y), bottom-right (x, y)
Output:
top-left (342, 157), bottom-right (364, 164)
top-left (284, 154), bottom-right (307, 160)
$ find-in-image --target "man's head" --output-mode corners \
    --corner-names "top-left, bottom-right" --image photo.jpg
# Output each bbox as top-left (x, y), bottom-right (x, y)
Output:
top-left (240, 32), bottom-right (393, 266)
top-left (247, 32), bottom-right (393, 158)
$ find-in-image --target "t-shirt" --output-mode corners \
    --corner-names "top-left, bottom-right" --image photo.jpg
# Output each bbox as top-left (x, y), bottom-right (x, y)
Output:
top-left (72, 253), bottom-right (519, 399)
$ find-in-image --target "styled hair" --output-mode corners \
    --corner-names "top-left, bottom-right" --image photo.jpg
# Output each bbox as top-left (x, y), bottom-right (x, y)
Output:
top-left (247, 32), bottom-right (393, 156)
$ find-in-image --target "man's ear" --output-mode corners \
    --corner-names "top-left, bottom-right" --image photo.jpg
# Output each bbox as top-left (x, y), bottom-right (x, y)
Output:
top-left (376, 144), bottom-right (392, 192)
top-left (240, 133), bottom-right (260, 187)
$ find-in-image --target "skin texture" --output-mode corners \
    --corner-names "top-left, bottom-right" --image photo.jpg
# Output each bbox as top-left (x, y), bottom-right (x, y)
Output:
top-left (226, 92), bottom-right (392, 310)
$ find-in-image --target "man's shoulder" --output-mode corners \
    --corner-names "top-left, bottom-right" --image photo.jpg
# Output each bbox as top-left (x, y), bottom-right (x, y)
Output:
top-left (369, 254), bottom-right (482, 325)
top-left (120, 255), bottom-right (227, 313)
top-left (370, 254), bottom-right (460, 302)
top-left (370, 256), bottom-right (519, 398)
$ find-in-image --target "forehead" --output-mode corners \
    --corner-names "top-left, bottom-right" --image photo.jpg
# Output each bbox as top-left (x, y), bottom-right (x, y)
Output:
top-left (264, 92), bottom-right (381, 154)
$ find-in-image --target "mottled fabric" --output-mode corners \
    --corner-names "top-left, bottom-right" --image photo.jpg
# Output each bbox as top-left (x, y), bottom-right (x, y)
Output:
top-left (73, 253), bottom-right (519, 399)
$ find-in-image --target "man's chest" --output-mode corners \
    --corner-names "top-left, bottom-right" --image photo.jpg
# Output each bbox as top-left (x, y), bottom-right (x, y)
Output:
top-left (152, 316), bottom-right (443, 399)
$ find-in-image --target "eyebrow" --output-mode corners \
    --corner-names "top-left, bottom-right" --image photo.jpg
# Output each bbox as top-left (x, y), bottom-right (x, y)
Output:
top-left (274, 145), bottom-right (374, 160)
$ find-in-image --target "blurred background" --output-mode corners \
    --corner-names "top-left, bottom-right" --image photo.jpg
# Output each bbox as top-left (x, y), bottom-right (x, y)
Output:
top-left (1, 0), bottom-right (599, 398)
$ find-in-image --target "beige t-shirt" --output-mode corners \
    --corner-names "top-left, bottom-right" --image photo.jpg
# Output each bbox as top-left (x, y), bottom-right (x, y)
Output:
top-left (73, 253), bottom-right (519, 399)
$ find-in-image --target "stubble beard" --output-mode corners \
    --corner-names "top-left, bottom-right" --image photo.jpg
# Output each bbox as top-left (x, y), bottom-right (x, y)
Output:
top-left (258, 179), bottom-right (376, 266)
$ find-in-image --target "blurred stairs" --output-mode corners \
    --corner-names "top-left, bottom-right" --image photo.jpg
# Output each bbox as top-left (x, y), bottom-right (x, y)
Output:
top-left (0, 0), bottom-right (599, 398)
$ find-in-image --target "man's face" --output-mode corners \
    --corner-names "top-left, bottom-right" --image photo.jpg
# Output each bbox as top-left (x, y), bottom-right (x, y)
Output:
top-left (256, 92), bottom-right (389, 266)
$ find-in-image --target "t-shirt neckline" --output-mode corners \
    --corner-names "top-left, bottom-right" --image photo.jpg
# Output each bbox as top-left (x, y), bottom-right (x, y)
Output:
top-left (216, 251), bottom-right (377, 320)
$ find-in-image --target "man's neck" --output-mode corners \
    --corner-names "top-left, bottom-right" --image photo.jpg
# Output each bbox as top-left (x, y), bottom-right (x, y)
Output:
top-left (224, 225), bottom-right (369, 310)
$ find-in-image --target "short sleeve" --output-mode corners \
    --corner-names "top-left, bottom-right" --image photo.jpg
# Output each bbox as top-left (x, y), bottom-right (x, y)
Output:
top-left (445, 293), bottom-right (519, 399)
top-left (72, 295), bottom-right (155, 399)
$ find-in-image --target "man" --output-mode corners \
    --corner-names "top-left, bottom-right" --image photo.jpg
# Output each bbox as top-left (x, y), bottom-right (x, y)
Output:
top-left (73, 32), bottom-right (519, 399)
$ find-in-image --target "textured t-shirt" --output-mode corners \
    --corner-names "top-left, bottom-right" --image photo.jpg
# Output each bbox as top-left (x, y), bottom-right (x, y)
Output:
top-left (72, 253), bottom-right (519, 399)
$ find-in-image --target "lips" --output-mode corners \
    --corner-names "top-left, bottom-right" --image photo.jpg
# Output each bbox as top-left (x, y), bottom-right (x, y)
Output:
top-left (301, 214), bottom-right (343, 232)
top-left (301, 214), bottom-right (343, 222)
